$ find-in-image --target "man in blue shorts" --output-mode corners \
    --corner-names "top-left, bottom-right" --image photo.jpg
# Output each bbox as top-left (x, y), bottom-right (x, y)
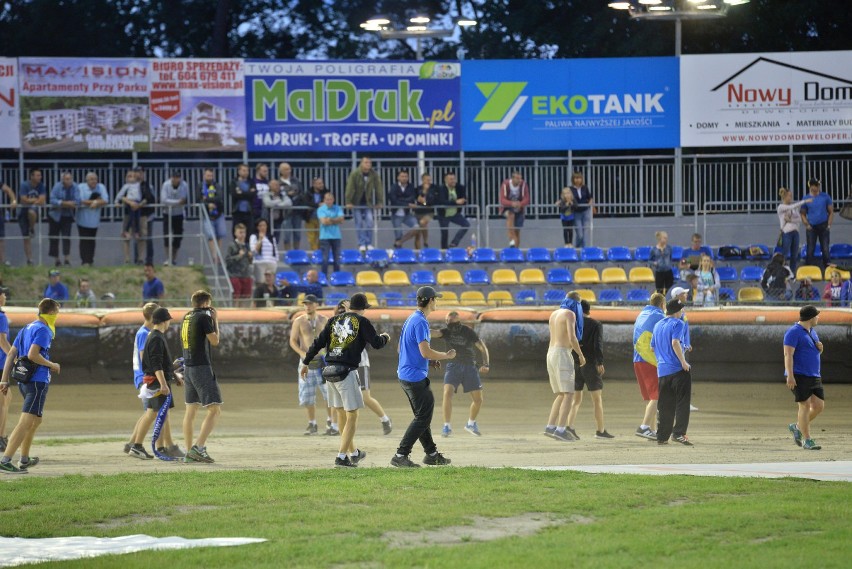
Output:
top-left (651, 299), bottom-right (693, 446)
top-left (18, 168), bottom-right (46, 266)
top-left (0, 298), bottom-right (62, 474)
top-left (784, 305), bottom-right (826, 451)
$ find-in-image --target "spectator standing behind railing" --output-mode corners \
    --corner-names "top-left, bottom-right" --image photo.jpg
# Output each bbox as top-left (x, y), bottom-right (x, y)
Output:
top-left (115, 170), bottom-right (143, 265)
top-left (76, 172), bottom-right (108, 267)
top-left (278, 162), bottom-right (305, 251)
top-left (317, 192), bottom-right (344, 276)
top-left (135, 167), bottom-right (156, 265)
top-left (437, 172), bottom-right (471, 250)
top-left (199, 168), bottom-right (226, 265)
top-left (397, 173), bottom-right (436, 249)
top-left (761, 253), bottom-right (795, 302)
top-left (570, 172), bottom-right (594, 249)
top-left (822, 270), bottom-right (851, 307)
top-left (693, 255), bottom-right (721, 307)
top-left (249, 218), bottom-right (278, 283)
top-left (160, 171), bottom-right (188, 266)
top-left (795, 278), bottom-right (820, 302)
top-left (345, 156), bottom-right (383, 253)
top-left (556, 187), bottom-right (575, 247)
top-left (17, 168), bottom-right (45, 267)
top-left (388, 169), bottom-right (418, 249)
top-left (0, 180), bottom-right (17, 267)
top-left (229, 164), bottom-right (256, 236)
top-left (800, 178), bottom-right (833, 270)
top-left (304, 177), bottom-right (329, 251)
top-left (777, 188), bottom-right (812, 276)
top-left (649, 231), bottom-right (674, 295)
top-left (262, 179), bottom-right (290, 247)
top-left (48, 172), bottom-right (79, 267)
top-left (252, 163), bottom-right (271, 223)
top-left (75, 278), bottom-right (96, 308)
top-left (43, 269), bottom-right (69, 302)
top-left (225, 223), bottom-right (253, 307)
top-left (499, 171), bottom-right (530, 248)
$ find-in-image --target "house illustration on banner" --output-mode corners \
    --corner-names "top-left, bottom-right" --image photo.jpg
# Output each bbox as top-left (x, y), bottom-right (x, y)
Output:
top-left (152, 101), bottom-right (238, 146)
top-left (29, 104), bottom-right (147, 139)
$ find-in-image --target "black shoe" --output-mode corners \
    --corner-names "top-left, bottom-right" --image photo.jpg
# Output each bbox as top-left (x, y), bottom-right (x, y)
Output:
top-left (350, 449), bottom-right (367, 465)
top-left (657, 439), bottom-right (669, 445)
top-left (595, 430), bottom-right (615, 439)
top-left (423, 452), bottom-right (451, 466)
top-left (672, 435), bottom-right (693, 446)
top-left (18, 457), bottom-right (39, 470)
top-left (390, 454), bottom-right (420, 468)
top-left (335, 456), bottom-right (356, 468)
top-left (129, 444), bottom-right (153, 459)
top-left (566, 427), bottom-right (579, 440)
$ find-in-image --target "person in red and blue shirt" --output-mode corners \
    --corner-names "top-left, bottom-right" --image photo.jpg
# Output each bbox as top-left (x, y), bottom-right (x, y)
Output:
top-left (784, 305), bottom-right (826, 451)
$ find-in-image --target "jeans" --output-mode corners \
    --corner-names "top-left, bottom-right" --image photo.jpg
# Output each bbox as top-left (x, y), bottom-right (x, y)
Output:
top-left (48, 216), bottom-right (73, 259)
top-left (391, 212), bottom-right (417, 241)
top-left (656, 369), bottom-right (692, 442)
top-left (396, 377), bottom-right (438, 457)
top-left (437, 213), bottom-right (470, 249)
top-left (320, 238), bottom-right (341, 275)
top-left (806, 222), bottom-right (830, 269)
top-left (353, 208), bottom-right (374, 247)
top-left (282, 214), bottom-right (303, 248)
top-left (574, 208), bottom-right (591, 248)
top-left (77, 226), bottom-right (97, 265)
top-left (780, 230), bottom-right (800, 275)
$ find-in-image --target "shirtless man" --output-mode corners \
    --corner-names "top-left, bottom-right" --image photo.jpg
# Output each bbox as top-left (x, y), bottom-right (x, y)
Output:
top-left (543, 295), bottom-right (586, 442)
top-left (289, 294), bottom-right (334, 435)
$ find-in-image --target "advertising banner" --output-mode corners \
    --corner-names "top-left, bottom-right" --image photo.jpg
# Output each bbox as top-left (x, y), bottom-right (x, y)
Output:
top-left (460, 58), bottom-right (680, 151)
top-left (0, 58), bottom-right (20, 149)
top-left (245, 60), bottom-right (461, 152)
top-left (681, 51), bottom-right (852, 147)
top-left (149, 59), bottom-right (245, 151)
top-left (19, 57), bottom-right (149, 152)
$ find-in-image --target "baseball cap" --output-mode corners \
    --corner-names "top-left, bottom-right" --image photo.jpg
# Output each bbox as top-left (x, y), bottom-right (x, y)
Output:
top-left (670, 286), bottom-right (689, 299)
top-left (152, 307), bottom-right (173, 324)
top-left (666, 299), bottom-right (685, 315)
top-left (302, 294), bottom-right (319, 305)
top-left (416, 286), bottom-right (442, 300)
top-left (0, 286), bottom-right (9, 296)
top-left (349, 292), bottom-right (371, 310)
top-left (101, 292), bottom-right (116, 300)
top-left (48, 269), bottom-right (61, 277)
top-left (799, 305), bottom-right (820, 322)
top-left (808, 177), bottom-right (820, 186)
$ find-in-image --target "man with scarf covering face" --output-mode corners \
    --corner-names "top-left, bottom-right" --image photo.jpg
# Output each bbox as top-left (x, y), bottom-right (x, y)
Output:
top-left (543, 292), bottom-right (585, 442)
top-left (0, 298), bottom-right (61, 474)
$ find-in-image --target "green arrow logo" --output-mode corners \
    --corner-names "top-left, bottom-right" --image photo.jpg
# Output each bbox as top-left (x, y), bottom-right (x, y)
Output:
top-left (474, 82), bottom-right (528, 130)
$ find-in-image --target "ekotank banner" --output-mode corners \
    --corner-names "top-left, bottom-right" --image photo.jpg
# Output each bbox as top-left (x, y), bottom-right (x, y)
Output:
top-left (681, 51), bottom-right (852, 147)
top-left (461, 58), bottom-right (679, 151)
top-left (245, 60), bottom-right (461, 152)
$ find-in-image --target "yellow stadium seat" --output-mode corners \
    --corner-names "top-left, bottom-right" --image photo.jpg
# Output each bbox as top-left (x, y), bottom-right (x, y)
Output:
top-left (737, 287), bottom-right (765, 302)
top-left (355, 270), bottom-right (383, 287)
top-left (487, 290), bottom-right (514, 307)
top-left (460, 291), bottom-right (488, 306)
top-left (296, 292), bottom-right (306, 305)
top-left (629, 267), bottom-right (655, 283)
top-left (364, 292), bottom-right (379, 306)
top-left (492, 269), bottom-right (519, 285)
top-left (573, 268), bottom-right (600, 285)
top-left (601, 267), bottom-right (628, 284)
top-left (437, 270), bottom-right (464, 286)
top-left (519, 268), bottom-right (546, 285)
top-left (575, 289), bottom-right (597, 303)
top-left (383, 270), bottom-right (411, 286)
top-left (824, 267), bottom-right (851, 281)
top-left (436, 291), bottom-right (459, 307)
top-left (796, 265), bottom-right (823, 281)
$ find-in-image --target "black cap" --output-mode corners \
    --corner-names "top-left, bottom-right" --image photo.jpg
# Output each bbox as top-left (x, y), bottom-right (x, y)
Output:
top-left (808, 177), bottom-right (820, 186)
top-left (799, 305), bottom-right (820, 322)
top-left (170, 170), bottom-right (182, 178)
top-left (0, 286), bottom-right (9, 296)
top-left (666, 299), bottom-right (685, 315)
top-left (416, 286), bottom-right (442, 300)
top-left (152, 307), bottom-right (173, 324)
top-left (349, 293), bottom-right (371, 310)
top-left (302, 294), bottom-right (319, 305)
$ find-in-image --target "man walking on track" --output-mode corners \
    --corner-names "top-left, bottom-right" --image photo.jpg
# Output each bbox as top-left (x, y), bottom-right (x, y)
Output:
top-left (632, 292), bottom-right (666, 440)
top-left (543, 295), bottom-right (585, 442)
top-left (391, 286), bottom-right (455, 468)
top-left (181, 290), bottom-right (222, 463)
top-left (432, 311), bottom-right (490, 438)
top-left (289, 294), bottom-right (333, 436)
top-left (566, 300), bottom-right (612, 440)
top-left (651, 299), bottom-right (693, 446)
top-left (302, 293), bottom-right (390, 468)
top-left (784, 305), bottom-right (826, 451)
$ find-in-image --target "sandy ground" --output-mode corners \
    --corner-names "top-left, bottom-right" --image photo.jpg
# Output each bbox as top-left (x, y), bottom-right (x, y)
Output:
top-left (2, 379), bottom-right (850, 477)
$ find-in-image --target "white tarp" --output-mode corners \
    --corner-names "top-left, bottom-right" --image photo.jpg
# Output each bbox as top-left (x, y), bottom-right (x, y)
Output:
top-left (0, 58), bottom-right (19, 149)
top-left (0, 534), bottom-right (266, 567)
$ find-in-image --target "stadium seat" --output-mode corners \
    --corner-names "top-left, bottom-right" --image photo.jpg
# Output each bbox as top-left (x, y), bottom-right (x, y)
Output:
top-left (519, 268), bottom-right (546, 285)
top-left (824, 267), bottom-right (851, 280)
top-left (719, 287), bottom-right (736, 302)
top-left (437, 269), bottom-right (464, 286)
top-left (800, 244), bottom-right (822, 259)
top-left (671, 246), bottom-right (684, 261)
top-left (672, 266), bottom-right (680, 280)
top-left (626, 288), bottom-right (651, 303)
top-left (499, 248), bottom-right (526, 263)
top-left (580, 247), bottom-right (606, 263)
top-left (553, 247), bottom-right (580, 263)
top-left (698, 245), bottom-right (714, 258)
top-left (740, 266), bottom-right (764, 282)
top-left (546, 268), bottom-right (572, 285)
top-left (311, 250), bottom-right (323, 265)
top-left (634, 246), bottom-right (651, 262)
top-left (796, 265), bottom-right (823, 281)
top-left (829, 243), bottom-right (852, 259)
top-left (515, 289), bottom-right (537, 305)
top-left (487, 290), bottom-right (514, 307)
top-left (745, 244), bottom-right (771, 260)
top-left (598, 289), bottom-right (623, 304)
top-left (464, 269), bottom-right (491, 285)
top-left (276, 270), bottom-right (300, 285)
top-left (325, 292), bottom-right (347, 306)
top-left (410, 270), bottom-right (436, 286)
top-left (573, 267), bottom-right (601, 285)
top-left (715, 266), bottom-right (738, 283)
top-left (445, 248), bottom-right (470, 263)
top-left (574, 289), bottom-right (597, 303)
top-left (329, 271), bottom-right (355, 287)
top-left (355, 270), bottom-right (383, 287)
top-left (284, 250), bottom-right (311, 265)
top-left (406, 291), bottom-right (418, 306)
top-left (365, 249), bottom-right (389, 264)
top-left (607, 246), bottom-right (632, 262)
top-left (383, 270), bottom-right (411, 286)
top-left (436, 291), bottom-right (459, 307)
top-left (460, 291), bottom-right (488, 306)
top-left (471, 248), bottom-right (497, 263)
top-left (379, 292), bottom-right (404, 307)
top-left (738, 287), bottom-right (764, 302)
top-left (418, 248), bottom-right (443, 264)
top-left (364, 292), bottom-right (379, 306)
top-left (628, 267), bottom-right (655, 284)
top-left (340, 249), bottom-right (365, 265)
top-left (544, 289), bottom-right (567, 305)
top-left (391, 248), bottom-right (418, 264)
top-left (526, 247), bottom-right (552, 263)
top-left (601, 267), bottom-right (627, 284)
top-left (492, 269), bottom-right (519, 285)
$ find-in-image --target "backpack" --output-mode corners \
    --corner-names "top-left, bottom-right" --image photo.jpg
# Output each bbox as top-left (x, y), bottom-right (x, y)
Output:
top-left (718, 246), bottom-right (743, 259)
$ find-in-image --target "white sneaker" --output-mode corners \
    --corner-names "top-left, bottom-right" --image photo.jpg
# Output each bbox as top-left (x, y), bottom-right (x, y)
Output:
top-left (358, 245), bottom-right (367, 253)
top-left (508, 239), bottom-right (516, 248)
top-left (690, 404), bottom-right (699, 411)
top-left (163, 260), bottom-right (171, 266)
top-left (366, 245), bottom-right (375, 251)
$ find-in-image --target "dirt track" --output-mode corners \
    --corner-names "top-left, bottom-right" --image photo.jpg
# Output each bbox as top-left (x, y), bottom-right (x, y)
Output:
top-left (3, 379), bottom-right (850, 477)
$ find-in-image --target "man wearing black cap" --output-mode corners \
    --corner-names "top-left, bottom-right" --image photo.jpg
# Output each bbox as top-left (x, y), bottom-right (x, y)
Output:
top-left (800, 178), bottom-right (833, 270)
top-left (302, 292), bottom-right (390, 467)
top-left (391, 286), bottom-right (456, 468)
top-left (160, 170), bottom-right (188, 266)
top-left (784, 305), bottom-right (825, 451)
top-left (650, 299), bottom-right (693, 446)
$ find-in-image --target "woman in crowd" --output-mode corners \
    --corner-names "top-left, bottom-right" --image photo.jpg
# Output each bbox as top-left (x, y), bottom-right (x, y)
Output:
top-left (649, 230), bottom-right (674, 294)
top-left (694, 254), bottom-right (721, 307)
top-left (249, 218), bottom-right (278, 283)
top-left (776, 187), bottom-right (812, 275)
top-left (822, 270), bottom-right (851, 307)
top-left (397, 173), bottom-right (435, 250)
top-left (556, 187), bottom-right (575, 246)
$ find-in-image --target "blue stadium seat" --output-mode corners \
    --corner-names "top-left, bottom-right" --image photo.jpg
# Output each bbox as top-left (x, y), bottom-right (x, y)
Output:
top-left (626, 288), bottom-right (651, 303)
top-left (340, 249), bottom-right (365, 265)
top-left (311, 250), bottom-right (323, 264)
top-left (365, 249), bottom-right (389, 264)
top-left (800, 244), bottom-right (822, 259)
top-left (699, 245), bottom-right (714, 258)
top-left (745, 244), bottom-right (771, 260)
top-left (740, 266), bottom-right (764, 282)
top-left (544, 289), bottom-right (567, 305)
top-left (671, 246), bottom-right (684, 261)
top-left (329, 271), bottom-right (355, 287)
top-left (553, 247), bottom-right (579, 263)
top-left (580, 247), bottom-right (606, 263)
top-left (464, 269), bottom-right (490, 285)
top-left (499, 248), bottom-right (526, 263)
top-left (301, 271), bottom-right (327, 286)
top-left (607, 246), bottom-right (632, 262)
top-left (719, 287), bottom-right (736, 302)
top-left (516, 289), bottom-right (537, 305)
top-left (391, 248), bottom-right (418, 264)
top-left (445, 248), bottom-right (470, 263)
top-left (829, 243), bottom-right (852, 259)
top-left (598, 289), bottom-right (623, 303)
top-left (379, 292), bottom-right (405, 307)
top-left (406, 291), bottom-right (419, 306)
top-left (471, 248), bottom-right (497, 263)
top-left (671, 266), bottom-right (680, 280)
top-left (411, 270), bottom-right (436, 286)
top-left (325, 292), bottom-right (348, 306)
top-left (634, 246), bottom-right (651, 262)
top-left (284, 250), bottom-right (311, 265)
top-left (418, 248), bottom-right (443, 264)
top-left (275, 271), bottom-right (300, 285)
top-left (546, 268), bottom-right (572, 285)
top-left (526, 247), bottom-right (552, 263)
top-left (715, 266), bottom-right (738, 283)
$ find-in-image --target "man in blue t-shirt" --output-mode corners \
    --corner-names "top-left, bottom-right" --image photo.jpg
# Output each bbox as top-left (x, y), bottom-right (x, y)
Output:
top-left (43, 269), bottom-right (69, 302)
top-left (391, 286), bottom-right (456, 468)
top-left (783, 305), bottom-right (825, 451)
top-left (18, 168), bottom-right (46, 266)
top-left (799, 178), bottom-right (834, 269)
top-left (650, 299), bottom-right (693, 446)
top-left (0, 298), bottom-right (62, 474)
top-left (0, 287), bottom-right (11, 451)
top-left (143, 263), bottom-right (165, 303)
top-left (316, 192), bottom-right (343, 276)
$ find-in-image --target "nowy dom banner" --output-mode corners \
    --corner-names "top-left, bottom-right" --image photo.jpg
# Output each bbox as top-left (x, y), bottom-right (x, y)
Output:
top-left (0, 58), bottom-right (19, 149)
top-left (681, 51), bottom-right (852, 147)
top-left (461, 58), bottom-right (680, 151)
top-left (245, 60), bottom-right (461, 152)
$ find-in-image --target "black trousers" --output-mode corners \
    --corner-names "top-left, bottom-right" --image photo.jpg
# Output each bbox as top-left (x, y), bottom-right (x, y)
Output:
top-left (48, 217), bottom-right (73, 259)
top-left (561, 219), bottom-right (574, 245)
top-left (657, 369), bottom-right (692, 442)
top-left (437, 213), bottom-right (470, 249)
top-left (654, 269), bottom-right (674, 294)
top-left (78, 226), bottom-right (98, 265)
top-left (163, 215), bottom-right (184, 253)
top-left (805, 222), bottom-right (831, 269)
top-left (396, 377), bottom-right (438, 457)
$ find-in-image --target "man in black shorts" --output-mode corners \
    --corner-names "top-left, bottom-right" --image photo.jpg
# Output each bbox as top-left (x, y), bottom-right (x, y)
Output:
top-left (432, 311), bottom-right (490, 437)
top-left (566, 300), bottom-right (612, 439)
top-left (783, 305), bottom-right (826, 451)
top-left (180, 290), bottom-right (221, 463)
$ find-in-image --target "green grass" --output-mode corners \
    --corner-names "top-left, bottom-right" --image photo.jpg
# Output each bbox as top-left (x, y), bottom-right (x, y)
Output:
top-left (3, 469), bottom-right (849, 568)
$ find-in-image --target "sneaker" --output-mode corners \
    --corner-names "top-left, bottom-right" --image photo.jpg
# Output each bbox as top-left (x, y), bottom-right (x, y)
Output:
top-left (0, 461), bottom-right (26, 474)
top-left (123, 442), bottom-right (131, 454)
top-left (552, 429), bottom-right (574, 442)
top-left (335, 456), bottom-right (356, 468)
top-left (186, 445), bottom-right (214, 463)
top-left (358, 245), bottom-right (367, 253)
top-left (304, 423), bottom-right (318, 436)
top-left (129, 444), bottom-right (153, 460)
top-left (635, 426), bottom-right (656, 440)
top-left (595, 430), bottom-right (615, 439)
top-left (162, 260), bottom-right (171, 266)
top-left (802, 438), bottom-right (822, 451)
top-left (689, 404), bottom-right (699, 411)
top-left (441, 425), bottom-right (452, 437)
top-left (18, 457), bottom-right (39, 470)
top-left (788, 423), bottom-right (803, 447)
top-left (657, 440), bottom-right (669, 445)
top-left (167, 445), bottom-right (185, 459)
top-left (672, 435), bottom-right (693, 446)
top-left (350, 449), bottom-right (367, 465)
top-left (566, 427), bottom-right (579, 440)
top-left (464, 423), bottom-right (481, 436)
top-left (543, 426), bottom-right (556, 438)
top-left (325, 426), bottom-right (340, 436)
top-left (423, 452), bottom-right (451, 466)
top-left (390, 454), bottom-right (421, 468)
top-left (508, 239), bottom-right (516, 248)
top-left (381, 419), bottom-right (393, 435)
top-left (0, 436), bottom-right (8, 452)
top-left (327, 419), bottom-right (332, 428)
top-left (366, 245), bottom-right (374, 251)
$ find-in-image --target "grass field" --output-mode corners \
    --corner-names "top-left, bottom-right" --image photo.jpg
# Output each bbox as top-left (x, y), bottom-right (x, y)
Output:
top-left (3, 469), bottom-right (850, 568)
